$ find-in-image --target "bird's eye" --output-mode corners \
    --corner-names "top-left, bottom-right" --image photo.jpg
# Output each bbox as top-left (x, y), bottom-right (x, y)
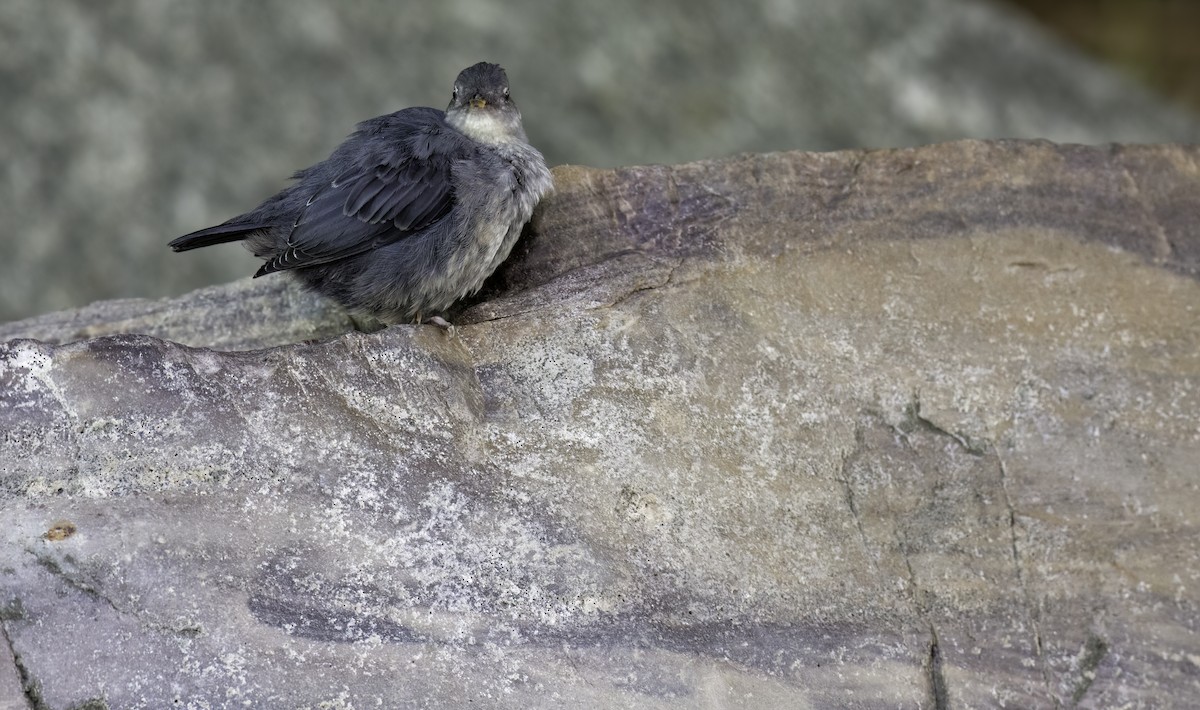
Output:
top-left (452, 87), bottom-right (460, 100)
top-left (503, 88), bottom-right (510, 99)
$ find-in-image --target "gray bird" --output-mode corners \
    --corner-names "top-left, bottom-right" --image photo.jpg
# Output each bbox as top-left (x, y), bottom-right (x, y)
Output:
top-left (170, 62), bottom-right (552, 327)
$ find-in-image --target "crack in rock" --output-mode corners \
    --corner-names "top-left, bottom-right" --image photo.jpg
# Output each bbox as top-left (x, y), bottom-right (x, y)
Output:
top-left (996, 453), bottom-right (1055, 701)
top-left (927, 625), bottom-right (950, 710)
top-left (892, 522), bottom-right (953, 709)
top-left (897, 394), bottom-right (986, 456)
top-left (598, 257), bottom-right (685, 311)
top-left (28, 550), bottom-right (199, 641)
top-left (1, 618), bottom-right (39, 710)
top-left (832, 442), bottom-right (881, 578)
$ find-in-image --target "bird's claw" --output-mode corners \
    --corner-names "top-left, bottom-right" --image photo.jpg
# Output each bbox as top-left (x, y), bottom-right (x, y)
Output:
top-left (423, 315), bottom-right (456, 336)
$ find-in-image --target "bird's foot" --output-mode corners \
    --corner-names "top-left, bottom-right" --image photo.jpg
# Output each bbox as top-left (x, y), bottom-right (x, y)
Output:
top-left (423, 315), bottom-right (456, 336)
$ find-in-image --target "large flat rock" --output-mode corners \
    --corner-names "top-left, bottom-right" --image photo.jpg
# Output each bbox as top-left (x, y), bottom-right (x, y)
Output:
top-left (1, 140), bottom-right (1199, 708)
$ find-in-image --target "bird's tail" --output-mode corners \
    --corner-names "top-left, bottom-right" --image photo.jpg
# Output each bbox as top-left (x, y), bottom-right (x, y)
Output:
top-left (169, 222), bottom-right (268, 252)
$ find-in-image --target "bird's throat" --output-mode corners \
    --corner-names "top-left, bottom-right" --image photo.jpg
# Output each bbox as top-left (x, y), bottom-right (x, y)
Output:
top-left (447, 109), bottom-right (525, 145)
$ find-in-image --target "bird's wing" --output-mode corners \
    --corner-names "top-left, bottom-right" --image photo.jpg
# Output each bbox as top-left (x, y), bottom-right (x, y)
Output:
top-left (256, 116), bottom-right (462, 277)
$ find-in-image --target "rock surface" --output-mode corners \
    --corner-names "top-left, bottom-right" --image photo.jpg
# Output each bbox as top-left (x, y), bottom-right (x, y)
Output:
top-left (2, 139), bottom-right (1200, 708)
top-left (4, 0), bottom-right (1200, 322)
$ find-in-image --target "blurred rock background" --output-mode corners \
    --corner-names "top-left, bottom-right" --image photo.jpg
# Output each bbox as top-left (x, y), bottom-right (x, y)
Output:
top-left (1007, 0), bottom-right (1200, 115)
top-left (1, 0), bottom-right (1197, 323)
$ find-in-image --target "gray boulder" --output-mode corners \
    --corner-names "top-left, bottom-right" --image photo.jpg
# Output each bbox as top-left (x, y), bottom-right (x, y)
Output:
top-left (2, 139), bottom-right (1199, 708)
top-left (2, 0), bottom-right (1199, 322)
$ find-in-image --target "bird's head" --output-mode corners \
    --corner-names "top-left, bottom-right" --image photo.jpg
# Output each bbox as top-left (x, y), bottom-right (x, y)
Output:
top-left (445, 62), bottom-right (527, 145)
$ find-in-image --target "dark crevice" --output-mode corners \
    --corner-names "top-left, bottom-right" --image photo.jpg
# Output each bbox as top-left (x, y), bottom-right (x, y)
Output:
top-left (28, 550), bottom-right (199, 641)
top-left (928, 626), bottom-right (950, 710)
top-left (2, 619), bottom-right (41, 710)
top-left (31, 553), bottom-right (119, 615)
top-left (598, 256), bottom-right (686, 311)
top-left (893, 524), bottom-right (952, 710)
top-left (464, 304), bottom-right (549, 325)
top-left (901, 395), bottom-right (986, 456)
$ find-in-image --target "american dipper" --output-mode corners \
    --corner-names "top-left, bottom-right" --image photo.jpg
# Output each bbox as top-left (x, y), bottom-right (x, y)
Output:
top-left (170, 62), bottom-right (552, 326)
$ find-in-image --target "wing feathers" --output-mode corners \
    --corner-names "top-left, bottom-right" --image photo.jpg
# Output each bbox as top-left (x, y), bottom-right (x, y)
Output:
top-left (343, 176), bottom-right (389, 218)
top-left (254, 116), bottom-right (465, 275)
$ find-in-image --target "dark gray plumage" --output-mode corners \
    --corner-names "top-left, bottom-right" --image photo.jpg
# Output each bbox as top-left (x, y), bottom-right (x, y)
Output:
top-left (169, 62), bottom-right (553, 325)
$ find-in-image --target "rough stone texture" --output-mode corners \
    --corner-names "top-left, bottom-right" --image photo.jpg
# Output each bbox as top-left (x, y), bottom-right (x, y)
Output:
top-left (3, 0), bottom-right (1200, 323)
top-left (2, 139), bottom-right (1200, 708)
top-left (0, 632), bottom-right (21, 710)
top-left (0, 277), bottom-right (352, 353)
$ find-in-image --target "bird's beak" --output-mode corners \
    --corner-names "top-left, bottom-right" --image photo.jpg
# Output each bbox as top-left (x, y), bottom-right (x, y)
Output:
top-left (469, 97), bottom-right (487, 109)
